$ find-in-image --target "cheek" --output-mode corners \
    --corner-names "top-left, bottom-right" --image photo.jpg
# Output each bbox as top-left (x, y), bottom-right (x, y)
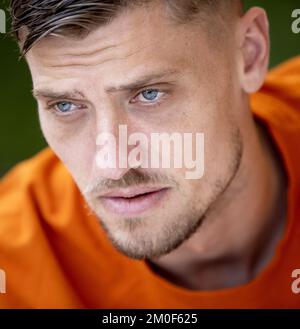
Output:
top-left (39, 112), bottom-right (96, 186)
top-left (175, 96), bottom-right (240, 199)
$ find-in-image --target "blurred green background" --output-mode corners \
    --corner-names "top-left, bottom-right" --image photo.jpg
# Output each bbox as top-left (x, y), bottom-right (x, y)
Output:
top-left (1, 0), bottom-right (300, 176)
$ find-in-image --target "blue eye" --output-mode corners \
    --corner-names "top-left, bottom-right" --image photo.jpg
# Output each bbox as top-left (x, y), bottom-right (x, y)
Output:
top-left (132, 89), bottom-right (165, 106)
top-left (46, 100), bottom-right (86, 117)
top-left (56, 102), bottom-right (74, 113)
top-left (141, 89), bottom-right (159, 101)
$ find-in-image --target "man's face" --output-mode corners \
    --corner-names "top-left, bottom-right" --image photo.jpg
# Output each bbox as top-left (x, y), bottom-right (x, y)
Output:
top-left (27, 3), bottom-right (244, 259)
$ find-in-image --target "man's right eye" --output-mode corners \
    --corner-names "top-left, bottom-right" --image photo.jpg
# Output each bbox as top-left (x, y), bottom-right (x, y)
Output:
top-left (56, 102), bottom-right (74, 113)
top-left (46, 101), bottom-right (84, 115)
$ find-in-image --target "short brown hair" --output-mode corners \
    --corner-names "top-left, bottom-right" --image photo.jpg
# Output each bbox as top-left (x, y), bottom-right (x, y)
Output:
top-left (10, 0), bottom-right (243, 55)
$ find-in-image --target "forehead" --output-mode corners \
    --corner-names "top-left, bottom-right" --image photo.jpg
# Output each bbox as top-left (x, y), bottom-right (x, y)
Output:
top-left (25, 2), bottom-right (216, 90)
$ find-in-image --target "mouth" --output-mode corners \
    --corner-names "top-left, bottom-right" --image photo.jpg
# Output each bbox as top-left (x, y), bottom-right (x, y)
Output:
top-left (99, 186), bottom-right (170, 216)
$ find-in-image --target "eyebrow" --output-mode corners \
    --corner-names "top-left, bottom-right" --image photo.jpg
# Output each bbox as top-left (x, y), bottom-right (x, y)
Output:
top-left (105, 69), bottom-right (180, 93)
top-left (32, 89), bottom-right (86, 100)
top-left (32, 69), bottom-right (180, 100)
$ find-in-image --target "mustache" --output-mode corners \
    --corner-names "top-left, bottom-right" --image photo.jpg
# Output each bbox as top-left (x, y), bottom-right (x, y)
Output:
top-left (83, 169), bottom-right (178, 196)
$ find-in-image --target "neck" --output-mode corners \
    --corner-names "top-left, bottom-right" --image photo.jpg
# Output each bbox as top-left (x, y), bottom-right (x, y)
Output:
top-left (147, 117), bottom-right (288, 291)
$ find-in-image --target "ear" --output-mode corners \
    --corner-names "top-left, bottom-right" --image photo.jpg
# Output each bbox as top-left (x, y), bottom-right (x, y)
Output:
top-left (237, 7), bottom-right (270, 94)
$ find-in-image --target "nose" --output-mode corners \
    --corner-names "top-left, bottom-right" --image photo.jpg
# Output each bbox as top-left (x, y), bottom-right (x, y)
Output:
top-left (92, 114), bottom-right (135, 181)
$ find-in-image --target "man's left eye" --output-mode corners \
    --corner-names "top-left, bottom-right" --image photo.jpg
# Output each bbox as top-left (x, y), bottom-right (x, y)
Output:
top-left (136, 89), bottom-right (163, 103)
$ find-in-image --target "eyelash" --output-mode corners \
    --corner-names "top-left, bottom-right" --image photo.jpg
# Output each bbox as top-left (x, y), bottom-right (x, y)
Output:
top-left (45, 102), bottom-right (85, 117)
top-left (45, 88), bottom-right (168, 116)
top-left (131, 89), bottom-right (167, 106)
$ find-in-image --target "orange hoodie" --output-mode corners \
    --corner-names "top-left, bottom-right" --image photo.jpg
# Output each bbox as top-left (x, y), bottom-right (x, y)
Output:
top-left (0, 57), bottom-right (300, 309)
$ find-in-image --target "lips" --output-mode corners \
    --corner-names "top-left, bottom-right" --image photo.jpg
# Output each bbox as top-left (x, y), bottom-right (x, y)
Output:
top-left (99, 186), bottom-right (170, 216)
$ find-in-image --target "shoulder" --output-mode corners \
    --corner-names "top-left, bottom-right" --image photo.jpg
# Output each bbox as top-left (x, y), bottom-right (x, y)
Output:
top-left (264, 56), bottom-right (300, 106)
top-left (251, 57), bottom-right (300, 207)
top-left (267, 56), bottom-right (300, 80)
top-left (0, 148), bottom-right (78, 235)
top-left (251, 56), bottom-right (300, 129)
top-left (1, 147), bottom-right (73, 204)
